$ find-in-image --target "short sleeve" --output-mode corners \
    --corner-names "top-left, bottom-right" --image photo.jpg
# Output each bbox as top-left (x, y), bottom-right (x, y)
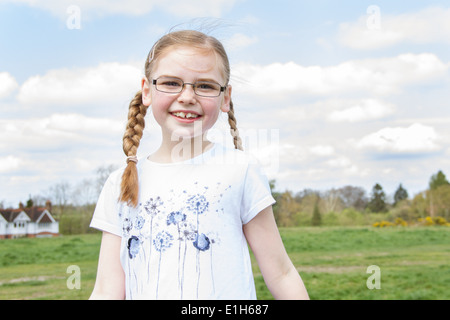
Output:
top-left (90, 170), bottom-right (123, 237)
top-left (240, 161), bottom-right (276, 225)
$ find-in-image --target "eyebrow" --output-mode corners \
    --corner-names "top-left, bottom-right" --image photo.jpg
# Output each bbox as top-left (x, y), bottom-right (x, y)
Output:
top-left (158, 75), bottom-right (223, 84)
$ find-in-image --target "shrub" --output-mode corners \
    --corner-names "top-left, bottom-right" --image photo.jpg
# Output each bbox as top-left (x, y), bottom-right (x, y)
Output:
top-left (417, 216), bottom-right (450, 226)
top-left (373, 220), bottom-right (395, 228)
top-left (394, 217), bottom-right (408, 226)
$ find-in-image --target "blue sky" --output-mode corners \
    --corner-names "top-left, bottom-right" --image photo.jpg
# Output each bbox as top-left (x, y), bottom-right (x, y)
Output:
top-left (1, 0), bottom-right (449, 207)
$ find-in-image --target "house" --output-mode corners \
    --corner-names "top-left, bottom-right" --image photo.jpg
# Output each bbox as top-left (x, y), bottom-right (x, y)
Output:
top-left (0, 201), bottom-right (59, 239)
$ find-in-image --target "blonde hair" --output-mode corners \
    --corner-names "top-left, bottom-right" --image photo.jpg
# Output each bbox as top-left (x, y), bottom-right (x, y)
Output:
top-left (120, 30), bottom-right (243, 207)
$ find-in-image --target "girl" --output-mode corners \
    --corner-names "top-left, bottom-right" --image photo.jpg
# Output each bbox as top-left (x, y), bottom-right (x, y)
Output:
top-left (90, 30), bottom-right (309, 300)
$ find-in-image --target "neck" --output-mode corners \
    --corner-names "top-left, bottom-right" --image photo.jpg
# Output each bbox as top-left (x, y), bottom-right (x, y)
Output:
top-left (149, 133), bottom-right (213, 163)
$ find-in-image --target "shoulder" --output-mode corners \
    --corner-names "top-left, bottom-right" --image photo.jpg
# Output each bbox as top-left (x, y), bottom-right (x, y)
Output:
top-left (212, 145), bottom-right (272, 189)
top-left (210, 143), bottom-right (259, 168)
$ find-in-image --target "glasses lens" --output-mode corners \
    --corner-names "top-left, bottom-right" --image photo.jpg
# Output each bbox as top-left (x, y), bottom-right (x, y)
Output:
top-left (194, 81), bottom-right (221, 97)
top-left (155, 77), bottom-right (223, 97)
top-left (156, 77), bottom-right (183, 93)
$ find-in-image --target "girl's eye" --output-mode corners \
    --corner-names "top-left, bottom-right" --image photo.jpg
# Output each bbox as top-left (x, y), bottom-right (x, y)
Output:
top-left (196, 82), bottom-right (219, 91)
top-left (162, 81), bottom-right (182, 87)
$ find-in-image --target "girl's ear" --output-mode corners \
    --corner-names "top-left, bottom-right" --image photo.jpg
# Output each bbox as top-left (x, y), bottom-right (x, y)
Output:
top-left (141, 77), bottom-right (152, 106)
top-left (220, 85), bottom-right (232, 113)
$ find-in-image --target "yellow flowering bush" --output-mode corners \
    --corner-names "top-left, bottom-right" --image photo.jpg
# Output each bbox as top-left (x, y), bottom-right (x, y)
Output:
top-left (373, 216), bottom-right (449, 228)
top-left (417, 216), bottom-right (450, 226)
top-left (373, 220), bottom-right (395, 228)
top-left (395, 217), bottom-right (408, 226)
top-left (373, 218), bottom-right (407, 228)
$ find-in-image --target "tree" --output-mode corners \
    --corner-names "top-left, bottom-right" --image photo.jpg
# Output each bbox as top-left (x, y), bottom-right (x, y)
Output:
top-left (95, 164), bottom-right (117, 197)
top-left (72, 178), bottom-right (96, 206)
top-left (275, 190), bottom-right (301, 227)
top-left (429, 170), bottom-right (449, 190)
top-left (46, 181), bottom-right (72, 218)
top-left (367, 183), bottom-right (387, 213)
top-left (394, 184), bottom-right (408, 206)
top-left (311, 197), bottom-right (322, 226)
top-left (337, 185), bottom-right (368, 211)
top-left (26, 196), bottom-right (34, 208)
top-left (428, 171), bottom-right (450, 217)
top-left (321, 188), bottom-right (344, 213)
top-left (429, 184), bottom-right (450, 219)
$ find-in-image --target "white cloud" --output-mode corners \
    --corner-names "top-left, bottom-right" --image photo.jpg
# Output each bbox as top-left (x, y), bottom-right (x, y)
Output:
top-left (309, 145), bottom-right (335, 157)
top-left (327, 99), bottom-right (396, 123)
top-left (0, 113), bottom-right (124, 152)
top-left (356, 123), bottom-right (441, 153)
top-left (0, 72), bottom-right (19, 99)
top-left (17, 62), bottom-right (142, 106)
top-left (4, 0), bottom-right (236, 19)
top-left (45, 113), bottom-right (124, 136)
top-left (233, 53), bottom-right (448, 96)
top-left (0, 155), bottom-right (24, 173)
top-left (326, 156), bottom-right (351, 168)
top-left (338, 6), bottom-right (450, 50)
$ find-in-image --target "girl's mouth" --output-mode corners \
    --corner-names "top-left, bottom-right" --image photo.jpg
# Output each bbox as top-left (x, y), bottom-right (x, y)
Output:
top-left (170, 111), bottom-right (202, 123)
top-left (171, 111), bottom-right (200, 119)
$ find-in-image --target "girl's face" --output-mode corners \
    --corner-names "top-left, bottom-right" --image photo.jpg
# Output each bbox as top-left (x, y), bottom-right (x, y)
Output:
top-left (141, 46), bottom-right (231, 142)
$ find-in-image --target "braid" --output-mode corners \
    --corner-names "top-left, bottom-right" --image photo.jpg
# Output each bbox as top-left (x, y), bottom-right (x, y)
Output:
top-left (227, 99), bottom-right (243, 151)
top-left (119, 90), bottom-right (148, 207)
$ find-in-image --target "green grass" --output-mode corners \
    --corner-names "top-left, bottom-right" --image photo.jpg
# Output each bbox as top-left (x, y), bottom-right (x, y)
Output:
top-left (252, 226), bottom-right (450, 300)
top-left (0, 234), bottom-right (100, 300)
top-left (1, 227), bottom-right (449, 300)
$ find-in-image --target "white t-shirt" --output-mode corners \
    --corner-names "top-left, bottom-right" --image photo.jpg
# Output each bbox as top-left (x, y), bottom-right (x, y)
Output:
top-left (90, 144), bottom-right (275, 300)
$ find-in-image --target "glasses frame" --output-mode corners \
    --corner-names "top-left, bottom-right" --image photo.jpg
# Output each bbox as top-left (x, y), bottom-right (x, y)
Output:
top-left (152, 76), bottom-right (227, 98)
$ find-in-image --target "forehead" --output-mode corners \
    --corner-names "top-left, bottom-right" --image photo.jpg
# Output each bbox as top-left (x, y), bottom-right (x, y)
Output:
top-left (152, 46), bottom-right (225, 81)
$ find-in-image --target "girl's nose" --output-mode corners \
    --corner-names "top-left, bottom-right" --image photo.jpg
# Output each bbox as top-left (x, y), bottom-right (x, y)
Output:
top-left (177, 84), bottom-right (197, 105)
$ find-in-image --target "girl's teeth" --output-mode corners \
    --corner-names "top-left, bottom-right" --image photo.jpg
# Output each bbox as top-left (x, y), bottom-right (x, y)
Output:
top-left (173, 112), bottom-right (199, 119)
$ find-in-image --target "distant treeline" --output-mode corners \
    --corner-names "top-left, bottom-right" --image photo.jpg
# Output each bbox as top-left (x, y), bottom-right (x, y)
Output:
top-left (4, 167), bottom-right (450, 234)
top-left (271, 170), bottom-right (450, 227)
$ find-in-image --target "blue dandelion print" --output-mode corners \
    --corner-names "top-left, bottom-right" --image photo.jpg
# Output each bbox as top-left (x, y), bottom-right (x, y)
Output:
top-left (153, 231), bottom-right (174, 298)
top-left (144, 196), bottom-right (163, 216)
top-left (142, 196), bottom-right (164, 265)
top-left (121, 180), bottom-right (231, 299)
top-left (186, 194), bottom-right (209, 215)
top-left (153, 231), bottom-right (174, 252)
top-left (135, 215), bottom-right (145, 230)
top-left (123, 218), bottom-right (132, 237)
top-left (167, 211), bottom-right (186, 226)
top-left (193, 233), bottom-right (210, 251)
top-left (127, 236), bottom-right (141, 259)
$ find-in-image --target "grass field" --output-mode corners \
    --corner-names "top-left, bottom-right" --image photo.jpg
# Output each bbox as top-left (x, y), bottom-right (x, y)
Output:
top-left (0, 226), bottom-right (449, 300)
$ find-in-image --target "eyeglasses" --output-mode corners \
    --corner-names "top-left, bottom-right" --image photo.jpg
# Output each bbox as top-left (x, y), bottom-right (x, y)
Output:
top-left (152, 76), bottom-right (226, 97)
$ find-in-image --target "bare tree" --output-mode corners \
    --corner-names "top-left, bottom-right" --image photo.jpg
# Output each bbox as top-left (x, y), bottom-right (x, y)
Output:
top-left (72, 178), bottom-right (96, 206)
top-left (95, 164), bottom-right (117, 199)
top-left (337, 185), bottom-right (368, 211)
top-left (45, 181), bottom-right (72, 218)
top-left (322, 188), bottom-right (343, 213)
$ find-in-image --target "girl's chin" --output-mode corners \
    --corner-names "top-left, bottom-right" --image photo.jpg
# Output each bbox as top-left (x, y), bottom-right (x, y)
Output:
top-left (169, 129), bottom-right (207, 141)
top-left (167, 121), bottom-right (211, 140)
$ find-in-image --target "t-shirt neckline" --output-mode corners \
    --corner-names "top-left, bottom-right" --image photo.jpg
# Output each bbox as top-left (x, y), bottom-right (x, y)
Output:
top-left (145, 143), bottom-right (218, 166)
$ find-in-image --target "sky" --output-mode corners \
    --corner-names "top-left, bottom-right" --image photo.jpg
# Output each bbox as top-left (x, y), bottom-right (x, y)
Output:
top-left (1, 0), bottom-right (449, 207)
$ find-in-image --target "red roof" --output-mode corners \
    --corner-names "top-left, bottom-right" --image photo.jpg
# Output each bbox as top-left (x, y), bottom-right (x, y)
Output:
top-left (0, 206), bottom-right (53, 223)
